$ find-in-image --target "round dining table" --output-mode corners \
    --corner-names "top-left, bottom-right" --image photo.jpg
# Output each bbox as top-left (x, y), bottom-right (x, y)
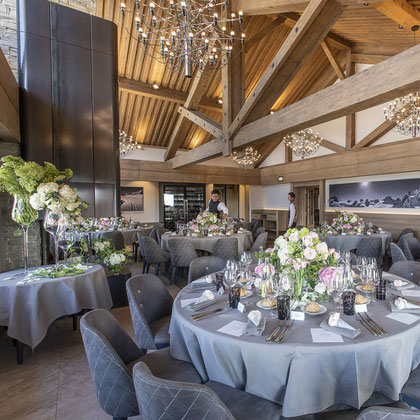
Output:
top-left (322, 231), bottom-right (392, 256)
top-left (169, 274), bottom-right (420, 418)
top-left (0, 264), bottom-right (112, 350)
top-left (160, 230), bottom-right (253, 255)
top-left (75, 226), bottom-right (154, 246)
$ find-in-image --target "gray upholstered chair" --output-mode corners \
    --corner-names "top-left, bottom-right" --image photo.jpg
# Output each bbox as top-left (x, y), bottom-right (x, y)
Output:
top-left (156, 227), bottom-right (170, 247)
top-left (356, 405), bottom-right (416, 420)
top-left (389, 261), bottom-right (420, 286)
top-left (397, 228), bottom-right (414, 243)
top-left (250, 232), bottom-right (268, 264)
top-left (402, 363), bottom-right (420, 409)
top-left (81, 309), bottom-right (202, 420)
top-left (126, 274), bottom-right (173, 352)
top-left (390, 242), bottom-right (407, 264)
top-left (212, 237), bottom-right (239, 261)
top-left (148, 227), bottom-right (159, 243)
top-left (99, 230), bottom-right (125, 251)
top-left (356, 236), bottom-right (383, 267)
top-left (188, 256), bottom-right (226, 284)
top-left (401, 234), bottom-right (420, 262)
top-left (133, 361), bottom-right (283, 420)
top-left (168, 238), bottom-right (198, 284)
top-left (251, 219), bottom-right (263, 238)
top-left (397, 233), bottom-right (414, 259)
top-left (253, 226), bottom-right (265, 241)
top-left (138, 235), bottom-right (170, 276)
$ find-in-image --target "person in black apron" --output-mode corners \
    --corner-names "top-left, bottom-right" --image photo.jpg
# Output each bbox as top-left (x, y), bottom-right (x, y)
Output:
top-left (206, 189), bottom-right (229, 219)
top-left (288, 192), bottom-right (297, 228)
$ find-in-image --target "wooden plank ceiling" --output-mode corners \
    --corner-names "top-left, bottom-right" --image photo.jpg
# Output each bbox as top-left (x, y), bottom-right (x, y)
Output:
top-left (96, 0), bottom-right (420, 155)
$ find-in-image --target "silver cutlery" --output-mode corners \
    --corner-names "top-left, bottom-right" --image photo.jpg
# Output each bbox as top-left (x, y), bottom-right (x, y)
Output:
top-left (266, 321), bottom-right (283, 342)
top-left (192, 308), bottom-right (224, 321)
top-left (363, 313), bottom-right (387, 335)
top-left (356, 313), bottom-right (378, 336)
top-left (275, 320), bottom-right (294, 343)
top-left (188, 300), bottom-right (217, 312)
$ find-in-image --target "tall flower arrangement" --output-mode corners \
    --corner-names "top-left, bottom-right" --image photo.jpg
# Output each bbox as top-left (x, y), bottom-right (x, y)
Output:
top-left (257, 227), bottom-right (340, 301)
top-left (92, 239), bottom-right (132, 275)
top-left (190, 211), bottom-right (220, 235)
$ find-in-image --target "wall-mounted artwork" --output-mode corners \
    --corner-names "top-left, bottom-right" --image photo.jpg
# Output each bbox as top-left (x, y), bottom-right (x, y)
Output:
top-left (327, 174), bottom-right (420, 211)
top-left (121, 187), bottom-right (144, 212)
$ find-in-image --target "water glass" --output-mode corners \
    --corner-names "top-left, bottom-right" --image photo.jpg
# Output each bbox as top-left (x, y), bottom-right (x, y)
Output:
top-left (342, 290), bottom-right (356, 315)
top-left (58, 229), bottom-right (76, 267)
top-left (215, 272), bottom-right (225, 291)
top-left (367, 257), bottom-right (377, 269)
top-left (240, 251), bottom-right (252, 271)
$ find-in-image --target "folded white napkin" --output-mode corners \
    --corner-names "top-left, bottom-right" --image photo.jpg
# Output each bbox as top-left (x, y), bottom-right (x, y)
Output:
top-left (395, 297), bottom-right (418, 310)
top-left (248, 310), bottom-right (262, 327)
top-left (328, 312), bottom-right (340, 327)
top-left (205, 275), bottom-right (213, 284)
top-left (196, 290), bottom-right (215, 304)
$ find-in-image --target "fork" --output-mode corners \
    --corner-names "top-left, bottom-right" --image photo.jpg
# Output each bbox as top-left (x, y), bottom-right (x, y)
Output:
top-left (275, 320), bottom-right (294, 343)
top-left (266, 321), bottom-right (283, 342)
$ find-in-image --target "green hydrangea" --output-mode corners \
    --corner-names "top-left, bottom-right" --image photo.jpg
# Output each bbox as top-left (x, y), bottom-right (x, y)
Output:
top-left (15, 162), bottom-right (44, 193)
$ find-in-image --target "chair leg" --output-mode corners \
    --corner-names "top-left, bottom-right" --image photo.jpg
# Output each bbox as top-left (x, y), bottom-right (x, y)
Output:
top-left (155, 263), bottom-right (160, 277)
top-left (16, 341), bottom-right (24, 365)
top-left (143, 261), bottom-right (146, 274)
top-left (146, 264), bottom-right (150, 273)
top-left (165, 261), bottom-right (169, 274)
top-left (72, 314), bottom-right (77, 331)
top-left (171, 266), bottom-right (177, 285)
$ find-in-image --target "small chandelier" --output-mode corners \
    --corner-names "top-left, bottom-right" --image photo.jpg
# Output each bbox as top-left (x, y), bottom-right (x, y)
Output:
top-left (119, 130), bottom-right (142, 158)
top-left (384, 92), bottom-right (420, 138)
top-left (232, 147), bottom-right (260, 168)
top-left (120, 1), bottom-right (245, 78)
top-left (284, 129), bottom-right (323, 159)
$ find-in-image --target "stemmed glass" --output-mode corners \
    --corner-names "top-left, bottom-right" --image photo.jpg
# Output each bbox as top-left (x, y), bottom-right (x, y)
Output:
top-left (44, 211), bottom-right (67, 270)
top-left (367, 257), bottom-right (377, 269)
top-left (240, 252), bottom-right (252, 271)
top-left (58, 229), bottom-right (76, 267)
top-left (264, 276), bottom-right (277, 318)
top-left (331, 269), bottom-right (345, 311)
top-left (239, 270), bottom-right (253, 306)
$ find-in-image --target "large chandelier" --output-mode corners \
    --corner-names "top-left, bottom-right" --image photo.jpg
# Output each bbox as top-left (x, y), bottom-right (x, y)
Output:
top-left (119, 130), bottom-right (143, 158)
top-left (284, 129), bottom-right (323, 159)
top-left (232, 147), bottom-right (261, 168)
top-left (120, 1), bottom-right (245, 78)
top-left (384, 92), bottom-right (420, 138)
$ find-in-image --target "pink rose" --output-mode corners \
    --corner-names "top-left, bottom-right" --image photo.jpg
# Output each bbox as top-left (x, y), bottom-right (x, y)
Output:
top-left (265, 247), bottom-right (275, 253)
top-left (254, 262), bottom-right (275, 278)
top-left (318, 266), bottom-right (340, 287)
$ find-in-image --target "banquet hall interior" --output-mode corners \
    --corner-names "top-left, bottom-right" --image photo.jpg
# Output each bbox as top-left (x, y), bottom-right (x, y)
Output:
top-left (1, 0), bottom-right (420, 418)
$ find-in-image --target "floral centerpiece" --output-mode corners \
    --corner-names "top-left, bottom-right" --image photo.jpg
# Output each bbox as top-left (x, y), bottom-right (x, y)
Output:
top-left (331, 210), bottom-right (364, 234)
top-left (189, 211), bottom-right (220, 236)
top-left (256, 227), bottom-right (340, 302)
top-left (0, 156), bottom-right (74, 276)
top-left (92, 238), bottom-right (132, 275)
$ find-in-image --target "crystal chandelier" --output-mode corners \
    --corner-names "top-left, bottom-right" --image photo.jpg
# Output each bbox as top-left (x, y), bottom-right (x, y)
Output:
top-left (384, 92), bottom-right (420, 138)
top-left (119, 130), bottom-right (143, 158)
top-left (284, 129), bottom-right (323, 159)
top-left (120, 1), bottom-right (245, 78)
top-left (232, 147), bottom-right (261, 168)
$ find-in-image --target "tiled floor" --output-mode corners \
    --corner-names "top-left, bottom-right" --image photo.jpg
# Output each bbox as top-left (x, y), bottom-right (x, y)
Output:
top-left (0, 266), bottom-right (185, 420)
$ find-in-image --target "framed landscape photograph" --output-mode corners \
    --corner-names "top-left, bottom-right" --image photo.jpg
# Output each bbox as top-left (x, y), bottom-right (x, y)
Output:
top-left (120, 187), bottom-right (144, 212)
top-left (326, 173), bottom-right (420, 213)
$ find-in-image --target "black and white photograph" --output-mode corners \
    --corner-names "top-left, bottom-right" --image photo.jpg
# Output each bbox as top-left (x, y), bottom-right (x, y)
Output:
top-left (328, 177), bottom-right (420, 209)
top-left (120, 186), bottom-right (144, 211)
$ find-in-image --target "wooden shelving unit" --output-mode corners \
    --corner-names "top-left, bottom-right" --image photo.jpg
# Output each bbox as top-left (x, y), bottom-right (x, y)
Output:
top-left (251, 208), bottom-right (289, 240)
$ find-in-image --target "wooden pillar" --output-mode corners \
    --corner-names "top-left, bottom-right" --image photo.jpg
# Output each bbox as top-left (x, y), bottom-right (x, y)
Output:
top-left (345, 50), bottom-right (356, 150)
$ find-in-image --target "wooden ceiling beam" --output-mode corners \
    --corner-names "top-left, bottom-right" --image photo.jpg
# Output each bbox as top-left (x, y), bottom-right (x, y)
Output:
top-left (118, 77), bottom-right (222, 112)
top-left (352, 120), bottom-right (397, 149)
top-left (244, 16), bottom-right (286, 53)
top-left (321, 40), bottom-right (347, 80)
top-left (345, 50), bottom-right (356, 149)
top-left (374, 0), bottom-right (420, 29)
top-left (227, 0), bottom-right (344, 140)
top-left (254, 139), bottom-right (283, 167)
top-left (351, 53), bottom-right (392, 64)
top-left (178, 106), bottom-right (223, 138)
top-left (232, 0), bottom-right (389, 15)
top-left (321, 139), bottom-right (347, 153)
top-left (281, 12), bottom-right (352, 50)
top-left (171, 44), bottom-right (420, 168)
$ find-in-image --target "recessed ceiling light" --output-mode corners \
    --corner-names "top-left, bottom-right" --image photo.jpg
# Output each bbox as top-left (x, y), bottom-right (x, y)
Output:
top-left (218, 99), bottom-right (223, 104)
top-left (152, 83), bottom-right (159, 89)
top-left (363, 2), bottom-right (369, 5)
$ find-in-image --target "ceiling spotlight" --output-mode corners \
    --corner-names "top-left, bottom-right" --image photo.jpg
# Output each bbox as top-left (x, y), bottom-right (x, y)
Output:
top-left (218, 99), bottom-right (223, 104)
top-left (152, 83), bottom-right (159, 89)
top-left (398, 24), bottom-right (404, 29)
top-left (363, 2), bottom-right (369, 5)
top-left (270, 110), bottom-right (274, 115)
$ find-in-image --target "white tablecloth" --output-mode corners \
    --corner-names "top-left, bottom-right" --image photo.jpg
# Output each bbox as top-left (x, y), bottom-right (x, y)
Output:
top-left (76, 227), bottom-right (153, 246)
top-left (0, 265), bottom-right (111, 349)
top-left (160, 231), bottom-right (253, 255)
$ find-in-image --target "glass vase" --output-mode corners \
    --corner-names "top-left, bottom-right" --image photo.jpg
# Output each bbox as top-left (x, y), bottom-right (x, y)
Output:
top-left (43, 210), bottom-right (67, 270)
top-left (11, 195), bottom-right (38, 277)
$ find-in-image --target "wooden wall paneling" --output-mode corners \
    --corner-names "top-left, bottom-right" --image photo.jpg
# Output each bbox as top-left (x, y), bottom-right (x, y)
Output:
top-left (95, 183), bottom-right (116, 217)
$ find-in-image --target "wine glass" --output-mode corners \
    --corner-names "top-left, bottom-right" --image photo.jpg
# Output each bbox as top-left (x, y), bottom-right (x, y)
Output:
top-left (240, 251), bottom-right (252, 271)
top-left (331, 269), bottom-right (345, 311)
top-left (44, 211), bottom-right (67, 270)
top-left (367, 257), bottom-right (377, 269)
top-left (58, 230), bottom-right (76, 267)
top-left (239, 270), bottom-right (253, 306)
top-left (264, 276), bottom-right (277, 319)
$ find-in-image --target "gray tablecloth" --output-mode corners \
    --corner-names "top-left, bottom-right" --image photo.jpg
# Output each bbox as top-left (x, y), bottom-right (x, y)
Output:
top-left (170, 277), bottom-right (420, 417)
top-left (76, 227), bottom-right (153, 246)
top-left (322, 232), bottom-right (392, 256)
top-left (0, 265), bottom-right (112, 349)
top-left (161, 231), bottom-right (253, 255)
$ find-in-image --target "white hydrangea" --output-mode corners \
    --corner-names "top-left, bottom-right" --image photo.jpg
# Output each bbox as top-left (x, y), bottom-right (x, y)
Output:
top-left (37, 182), bottom-right (59, 195)
top-left (59, 184), bottom-right (77, 202)
top-left (109, 253), bottom-right (125, 265)
top-left (29, 193), bottom-right (44, 210)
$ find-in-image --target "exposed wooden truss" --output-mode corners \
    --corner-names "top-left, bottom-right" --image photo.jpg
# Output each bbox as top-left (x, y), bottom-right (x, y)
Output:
top-left (321, 40), bottom-right (347, 80)
top-left (119, 77), bottom-right (222, 112)
top-left (170, 44), bottom-right (420, 168)
top-left (345, 51), bottom-right (356, 149)
top-left (178, 107), bottom-right (223, 138)
top-left (374, 0), bottom-right (420, 28)
top-left (352, 120), bottom-right (397, 149)
top-left (244, 16), bottom-right (286, 53)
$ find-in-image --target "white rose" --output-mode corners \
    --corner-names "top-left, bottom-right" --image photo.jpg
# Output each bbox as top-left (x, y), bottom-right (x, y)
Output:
top-left (109, 254), bottom-right (120, 265)
top-left (395, 297), bottom-right (407, 310)
top-left (315, 242), bottom-right (329, 260)
top-left (304, 247), bottom-right (316, 260)
top-left (302, 235), bottom-right (313, 247)
top-left (314, 282), bottom-right (327, 294)
top-left (29, 193), bottom-right (44, 210)
top-left (38, 182), bottom-right (59, 195)
top-left (289, 231), bottom-right (299, 242)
